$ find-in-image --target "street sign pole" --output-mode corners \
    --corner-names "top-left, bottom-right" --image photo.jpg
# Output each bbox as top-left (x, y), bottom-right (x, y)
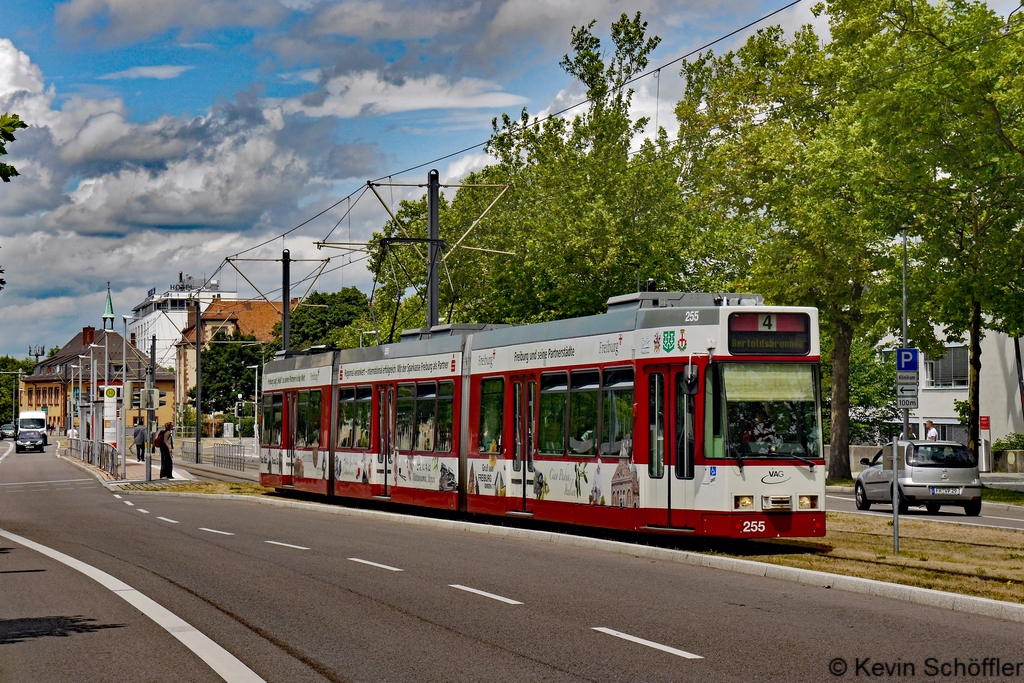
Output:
top-left (902, 229), bottom-right (909, 442)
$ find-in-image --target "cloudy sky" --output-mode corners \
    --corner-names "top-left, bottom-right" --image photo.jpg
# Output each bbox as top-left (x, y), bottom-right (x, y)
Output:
top-left (6, 0), bottom-right (989, 359)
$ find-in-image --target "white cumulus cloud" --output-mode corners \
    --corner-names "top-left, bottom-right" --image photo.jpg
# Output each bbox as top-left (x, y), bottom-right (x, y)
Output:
top-left (98, 65), bottom-right (196, 80)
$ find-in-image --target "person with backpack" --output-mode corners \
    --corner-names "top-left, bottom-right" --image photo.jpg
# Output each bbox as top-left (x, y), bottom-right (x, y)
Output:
top-left (155, 422), bottom-right (175, 479)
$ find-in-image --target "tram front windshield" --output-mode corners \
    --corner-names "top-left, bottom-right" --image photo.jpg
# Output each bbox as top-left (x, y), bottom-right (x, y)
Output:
top-left (717, 364), bottom-right (821, 458)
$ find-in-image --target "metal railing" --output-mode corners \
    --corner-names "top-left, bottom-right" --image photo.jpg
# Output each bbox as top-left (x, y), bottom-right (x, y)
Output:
top-left (182, 441), bottom-right (248, 471)
top-left (66, 438), bottom-right (122, 480)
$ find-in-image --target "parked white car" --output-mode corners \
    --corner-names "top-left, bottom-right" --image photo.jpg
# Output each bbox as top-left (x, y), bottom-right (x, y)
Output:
top-left (855, 440), bottom-right (982, 516)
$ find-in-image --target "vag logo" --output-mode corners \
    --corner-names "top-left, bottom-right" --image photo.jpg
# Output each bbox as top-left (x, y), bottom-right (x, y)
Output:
top-left (761, 470), bottom-right (790, 484)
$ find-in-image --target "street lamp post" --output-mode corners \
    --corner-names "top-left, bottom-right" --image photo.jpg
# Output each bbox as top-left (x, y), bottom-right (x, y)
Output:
top-left (246, 364), bottom-right (260, 451)
top-left (77, 355), bottom-right (87, 440)
top-left (122, 315), bottom-right (137, 480)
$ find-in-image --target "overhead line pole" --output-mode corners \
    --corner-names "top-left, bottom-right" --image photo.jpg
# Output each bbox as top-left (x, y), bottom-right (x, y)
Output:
top-left (427, 169), bottom-right (440, 329)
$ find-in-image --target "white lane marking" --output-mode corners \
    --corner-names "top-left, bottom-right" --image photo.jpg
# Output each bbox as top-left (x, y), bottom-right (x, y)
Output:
top-left (138, 509), bottom-right (150, 514)
top-left (348, 557), bottom-right (402, 572)
top-left (0, 478), bottom-right (91, 486)
top-left (113, 494), bottom-right (122, 499)
top-left (265, 541), bottom-right (310, 550)
top-left (981, 515), bottom-right (1024, 522)
top-left (449, 584), bottom-right (522, 605)
top-left (157, 517), bottom-right (179, 524)
top-left (199, 528), bottom-right (235, 536)
top-left (56, 487), bottom-right (75, 490)
top-left (124, 501), bottom-right (135, 507)
top-left (0, 526), bottom-right (265, 683)
top-left (826, 495), bottom-right (853, 501)
top-left (0, 442), bottom-right (13, 463)
top-left (592, 627), bottom-right (703, 659)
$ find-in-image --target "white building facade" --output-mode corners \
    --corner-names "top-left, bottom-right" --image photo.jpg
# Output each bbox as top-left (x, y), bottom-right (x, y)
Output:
top-left (128, 274), bottom-right (237, 370)
top-left (906, 331), bottom-right (1024, 465)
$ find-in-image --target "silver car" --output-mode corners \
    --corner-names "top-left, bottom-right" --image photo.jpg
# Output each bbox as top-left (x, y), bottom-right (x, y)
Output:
top-left (855, 440), bottom-right (982, 516)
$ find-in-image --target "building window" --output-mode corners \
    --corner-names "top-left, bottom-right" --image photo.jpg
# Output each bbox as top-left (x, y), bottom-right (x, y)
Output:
top-left (924, 346), bottom-right (968, 388)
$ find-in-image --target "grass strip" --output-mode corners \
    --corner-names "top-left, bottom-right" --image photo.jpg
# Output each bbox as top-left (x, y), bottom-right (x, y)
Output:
top-left (730, 512), bottom-right (1024, 604)
top-left (123, 481), bottom-right (273, 496)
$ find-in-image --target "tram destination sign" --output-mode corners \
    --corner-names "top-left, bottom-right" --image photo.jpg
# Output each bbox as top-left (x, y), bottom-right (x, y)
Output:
top-left (727, 312), bottom-right (810, 355)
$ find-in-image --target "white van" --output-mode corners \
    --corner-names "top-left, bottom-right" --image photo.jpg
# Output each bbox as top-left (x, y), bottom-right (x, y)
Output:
top-left (16, 410), bottom-right (47, 453)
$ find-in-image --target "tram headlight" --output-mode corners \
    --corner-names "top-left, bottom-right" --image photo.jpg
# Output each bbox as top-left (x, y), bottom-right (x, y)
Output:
top-left (798, 495), bottom-right (819, 510)
top-left (734, 495), bottom-right (754, 510)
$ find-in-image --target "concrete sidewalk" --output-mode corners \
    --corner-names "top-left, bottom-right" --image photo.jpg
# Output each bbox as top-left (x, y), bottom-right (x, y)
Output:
top-left (56, 439), bottom-right (193, 483)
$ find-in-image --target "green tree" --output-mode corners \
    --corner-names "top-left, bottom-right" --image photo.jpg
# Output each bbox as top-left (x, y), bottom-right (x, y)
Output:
top-left (0, 112), bottom-right (27, 183)
top-left (197, 331), bottom-right (263, 413)
top-left (0, 356), bottom-right (34, 425)
top-left (369, 13), bottom-right (716, 327)
top-left (676, 23), bottom-right (902, 478)
top-left (271, 287), bottom-right (370, 349)
top-left (826, 0), bottom-right (1024, 458)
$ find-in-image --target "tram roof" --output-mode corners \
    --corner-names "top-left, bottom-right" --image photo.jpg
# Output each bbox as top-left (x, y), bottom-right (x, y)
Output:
top-left (264, 291), bottom-right (798, 375)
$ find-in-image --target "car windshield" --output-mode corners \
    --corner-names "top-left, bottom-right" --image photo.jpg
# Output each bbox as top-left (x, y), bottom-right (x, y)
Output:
top-left (720, 364), bottom-right (822, 458)
top-left (909, 444), bottom-right (976, 468)
top-left (19, 418), bottom-right (45, 430)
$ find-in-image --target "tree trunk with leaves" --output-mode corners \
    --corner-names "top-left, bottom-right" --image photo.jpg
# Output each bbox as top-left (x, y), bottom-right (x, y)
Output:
top-left (828, 321), bottom-right (854, 479)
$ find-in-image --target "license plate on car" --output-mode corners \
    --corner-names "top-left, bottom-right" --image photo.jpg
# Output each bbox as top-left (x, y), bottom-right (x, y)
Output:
top-left (930, 487), bottom-right (962, 495)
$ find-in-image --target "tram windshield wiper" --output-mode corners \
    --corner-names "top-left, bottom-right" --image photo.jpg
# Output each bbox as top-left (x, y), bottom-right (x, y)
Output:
top-left (773, 452), bottom-right (817, 471)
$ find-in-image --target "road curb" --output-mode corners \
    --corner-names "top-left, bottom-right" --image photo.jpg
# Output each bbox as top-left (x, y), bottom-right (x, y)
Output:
top-left (827, 486), bottom-right (1024, 513)
top-left (125, 490), bottom-right (1024, 624)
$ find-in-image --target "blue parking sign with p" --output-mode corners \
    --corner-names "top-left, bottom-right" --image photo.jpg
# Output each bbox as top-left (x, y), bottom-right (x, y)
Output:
top-left (897, 348), bottom-right (919, 372)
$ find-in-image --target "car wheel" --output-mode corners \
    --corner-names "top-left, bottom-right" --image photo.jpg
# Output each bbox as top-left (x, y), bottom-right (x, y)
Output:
top-left (15, 446), bottom-right (21, 453)
top-left (897, 490), bottom-right (910, 515)
top-left (855, 483), bottom-right (871, 510)
top-left (925, 502), bottom-right (941, 514)
top-left (964, 499), bottom-right (982, 517)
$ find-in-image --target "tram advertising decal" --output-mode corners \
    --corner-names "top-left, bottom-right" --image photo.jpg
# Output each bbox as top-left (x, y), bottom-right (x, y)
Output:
top-left (728, 312), bottom-right (810, 355)
top-left (340, 353), bottom-right (461, 383)
top-left (264, 366), bottom-right (328, 390)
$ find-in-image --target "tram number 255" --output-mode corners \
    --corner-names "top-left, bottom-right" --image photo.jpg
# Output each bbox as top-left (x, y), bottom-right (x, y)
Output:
top-left (741, 520), bottom-right (766, 534)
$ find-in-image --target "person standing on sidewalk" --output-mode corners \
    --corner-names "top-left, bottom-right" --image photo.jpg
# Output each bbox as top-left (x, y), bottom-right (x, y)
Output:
top-left (156, 422), bottom-right (174, 479)
top-left (133, 419), bottom-right (149, 462)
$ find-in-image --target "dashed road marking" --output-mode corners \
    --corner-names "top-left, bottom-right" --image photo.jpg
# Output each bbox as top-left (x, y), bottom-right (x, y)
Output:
top-left (199, 528), bottom-right (234, 536)
top-left (0, 526), bottom-right (265, 682)
top-left (157, 517), bottom-right (179, 524)
top-left (592, 627), bottom-right (703, 659)
top-left (449, 584), bottom-right (522, 605)
top-left (138, 509), bottom-right (149, 514)
top-left (348, 558), bottom-right (403, 572)
top-left (124, 501), bottom-right (134, 507)
top-left (265, 541), bottom-right (309, 550)
top-left (113, 494), bottom-right (122, 499)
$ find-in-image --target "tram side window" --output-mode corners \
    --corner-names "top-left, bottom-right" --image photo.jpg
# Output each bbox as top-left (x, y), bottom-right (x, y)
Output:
top-left (539, 372), bottom-right (568, 455)
top-left (395, 384), bottom-right (415, 451)
top-left (354, 386), bottom-right (372, 449)
top-left (415, 382), bottom-right (437, 452)
top-left (269, 393), bottom-right (283, 447)
top-left (601, 367), bottom-right (634, 458)
top-left (296, 391), bottom-right (309, 448)
top-left (704, 365), bottom-right (725, 458)
top-left (675, 372), bottom-right (695, 480)
top-left (649, 373), bottom-right (665, 478)
top-left (568, 370), bottom-right (599, 455)
top-left (308, 390), bottom-right (322, 448)
top-left (478, 377), bottom-right (504, 453)
top-left (436, 381), bottom-right (454, 453)
top-left (261, 394), bottom-right (273, 446)
top-left (337, 388), bottom-right (354, 448)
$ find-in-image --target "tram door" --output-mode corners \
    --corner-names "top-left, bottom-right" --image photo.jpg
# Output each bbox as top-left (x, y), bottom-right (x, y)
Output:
top-left (509, 375), bottom-right (537, 512)
top-left (376, 385), bottom-right (395, 497)
top-left (285, 392), bottom-right (297, 484)
top-left (646, 364), bottom-right (697, 527)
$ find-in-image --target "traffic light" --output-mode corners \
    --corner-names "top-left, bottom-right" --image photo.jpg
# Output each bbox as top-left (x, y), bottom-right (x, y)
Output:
top-left (140, 389), bottom-right (157, 410)
top-left (158, 390), bottom-right (167, 408)
top-left (131, 386), bottom-right (142, 410)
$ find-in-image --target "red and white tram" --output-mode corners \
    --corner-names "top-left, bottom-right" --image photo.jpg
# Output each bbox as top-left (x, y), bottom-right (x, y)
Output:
top-left (260, 291), bottom-right (826, 538)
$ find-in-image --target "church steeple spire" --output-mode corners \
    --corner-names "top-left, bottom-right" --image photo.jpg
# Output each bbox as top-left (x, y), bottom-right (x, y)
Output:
top-left (102, 281), bottom-right (115, 330)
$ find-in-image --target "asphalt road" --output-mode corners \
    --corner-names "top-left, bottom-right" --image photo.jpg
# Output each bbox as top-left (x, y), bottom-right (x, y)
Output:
top-left (4, 442), bottom-right (1024, 682)
top-left (826, 490), bottom-right (1024, 531)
